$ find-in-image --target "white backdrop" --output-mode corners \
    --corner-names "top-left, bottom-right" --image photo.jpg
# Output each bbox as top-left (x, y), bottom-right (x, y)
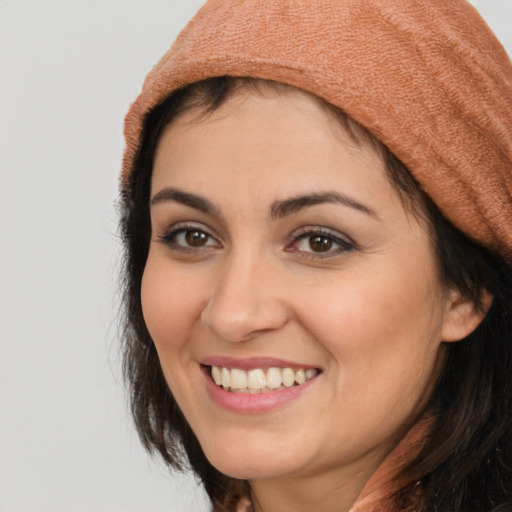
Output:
top-left (0, 1), bottom-right (510, 511)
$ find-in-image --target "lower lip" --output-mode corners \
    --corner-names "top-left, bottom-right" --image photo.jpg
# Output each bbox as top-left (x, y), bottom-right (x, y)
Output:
top-left (202, 368), bottom-right (318, 414)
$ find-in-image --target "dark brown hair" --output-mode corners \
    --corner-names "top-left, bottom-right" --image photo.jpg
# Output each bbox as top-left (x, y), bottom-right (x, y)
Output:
top-left (120, 77), bottom-right (512, 511)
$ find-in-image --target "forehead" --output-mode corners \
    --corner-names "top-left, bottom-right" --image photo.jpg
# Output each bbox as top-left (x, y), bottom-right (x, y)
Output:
top-left (151, 88), bottom-right (393, 206)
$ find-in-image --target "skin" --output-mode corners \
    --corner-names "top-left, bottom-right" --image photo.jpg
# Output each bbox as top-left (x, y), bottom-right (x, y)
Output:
top-left (141, 88), bottom-right (485, 512)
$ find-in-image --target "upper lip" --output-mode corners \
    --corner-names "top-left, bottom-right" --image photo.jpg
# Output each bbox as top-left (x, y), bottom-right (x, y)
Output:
top-left (200, 356), bottom-right (321, 371)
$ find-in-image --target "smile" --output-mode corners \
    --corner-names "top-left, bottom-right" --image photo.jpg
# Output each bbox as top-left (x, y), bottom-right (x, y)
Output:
top-left (210, 365), bottom-right (319, 393)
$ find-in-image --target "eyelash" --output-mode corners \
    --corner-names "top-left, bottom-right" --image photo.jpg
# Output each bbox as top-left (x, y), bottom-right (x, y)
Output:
top-left (157, 223), bottom-right (355, 258)
top-left (157, 223), bottom-right (220, 252)
top-left (287, 227), bottom-right (356, 258)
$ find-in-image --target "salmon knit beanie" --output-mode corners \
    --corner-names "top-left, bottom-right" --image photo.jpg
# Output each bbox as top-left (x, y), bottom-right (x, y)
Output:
top-left (122, 0), bottom-right (512, 264)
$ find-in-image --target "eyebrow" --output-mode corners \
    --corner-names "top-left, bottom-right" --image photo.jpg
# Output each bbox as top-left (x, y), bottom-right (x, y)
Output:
top-left (150, 187), bottom-right (221, 216)
top-left (270, 191), bottom-right (378, 219)
top-left (150, 187), bottom-right (377, 220)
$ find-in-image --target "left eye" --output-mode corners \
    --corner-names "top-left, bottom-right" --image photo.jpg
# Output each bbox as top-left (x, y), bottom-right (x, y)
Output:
top-left (290, 230), bottom-right (354, 256)
top-left (180, 229), bottom-right (211, 247)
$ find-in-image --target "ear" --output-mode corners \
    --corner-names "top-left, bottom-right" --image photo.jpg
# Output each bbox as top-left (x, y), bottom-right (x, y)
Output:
top-left (441, 288), bottom-right (493, 342)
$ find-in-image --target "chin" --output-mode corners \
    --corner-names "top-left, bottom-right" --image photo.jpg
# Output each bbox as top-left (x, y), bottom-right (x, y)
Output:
top-left (208, 456), bottom-right (298, 481)
top-left (199, 433), bottom-right (310, 481)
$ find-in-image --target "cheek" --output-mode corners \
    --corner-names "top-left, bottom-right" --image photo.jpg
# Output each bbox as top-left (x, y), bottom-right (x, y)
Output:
top-left (292, 265), bottom-right (445, 407)
top-left (140, 257), bottom-right (212, 415)
top-left (140, 257), bottom-right (204, 354)
top-left (297, 268), bottom-right (439, 343)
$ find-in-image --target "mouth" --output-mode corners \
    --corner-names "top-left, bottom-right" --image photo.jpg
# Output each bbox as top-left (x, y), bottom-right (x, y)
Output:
top-left (205, 365), bottom-right (320, 394)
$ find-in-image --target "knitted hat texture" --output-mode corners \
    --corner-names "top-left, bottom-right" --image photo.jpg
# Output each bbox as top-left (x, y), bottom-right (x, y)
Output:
top-left (122, 0), bottom-right (512, 263)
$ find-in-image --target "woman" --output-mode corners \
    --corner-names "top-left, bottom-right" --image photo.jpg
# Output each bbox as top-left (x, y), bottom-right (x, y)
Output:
top-left (119, 1), bottom-right (512, 511)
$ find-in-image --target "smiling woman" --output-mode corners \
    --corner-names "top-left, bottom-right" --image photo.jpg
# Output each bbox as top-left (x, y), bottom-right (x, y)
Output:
top-left (119, 2), bottom-right (512, 511)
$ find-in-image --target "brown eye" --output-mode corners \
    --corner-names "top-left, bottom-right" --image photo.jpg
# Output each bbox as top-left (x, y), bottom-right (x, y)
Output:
top-left (159, 225), bottom-right (219, 251)
top-left (185, 230), bottom-right (209, 247)
top-left (309, 235), bottom-right (333, 252)
top-left (289, 228), bottom-right (355, 258)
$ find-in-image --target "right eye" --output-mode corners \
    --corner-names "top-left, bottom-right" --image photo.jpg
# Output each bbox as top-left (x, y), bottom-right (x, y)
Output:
top-left (158, 225), bottom-right (220, 251)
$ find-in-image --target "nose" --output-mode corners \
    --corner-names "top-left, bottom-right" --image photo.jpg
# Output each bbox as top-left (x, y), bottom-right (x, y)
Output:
top-left (200, 251), bottom-right (290, 343)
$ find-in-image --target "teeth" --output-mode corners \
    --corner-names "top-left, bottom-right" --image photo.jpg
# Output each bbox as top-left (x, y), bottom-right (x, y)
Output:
top-left (266, 367), bottom-right (282, 389)
top-left (210, 365), bottom-right (319, 393)
top-left (231, 368), bottom-right (247, 389)
top-left (221, 367), bottom-right (231, 388)
top-left (247, 369), bottom-right (266, 389)
top-left (295, 369), bottom-right (306, 385)
top-left (305, 369), bottom-right (318, 380)
top-left (282, 367), bottom-right (295, 387)
top-left (211, 365), bottom-right (222, 385)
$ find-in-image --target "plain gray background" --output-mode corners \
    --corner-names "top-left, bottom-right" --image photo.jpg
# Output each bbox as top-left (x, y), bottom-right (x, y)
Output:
top-left (0, 1), bottom-right (510, 511)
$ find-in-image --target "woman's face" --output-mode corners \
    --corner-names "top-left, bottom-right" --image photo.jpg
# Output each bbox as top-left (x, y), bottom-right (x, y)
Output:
top-left (142, 88), bottom-right (452, 485)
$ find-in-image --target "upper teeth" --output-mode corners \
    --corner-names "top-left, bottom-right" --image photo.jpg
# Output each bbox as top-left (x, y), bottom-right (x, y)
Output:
top-left (210, 366), bottom-right (318, 392)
